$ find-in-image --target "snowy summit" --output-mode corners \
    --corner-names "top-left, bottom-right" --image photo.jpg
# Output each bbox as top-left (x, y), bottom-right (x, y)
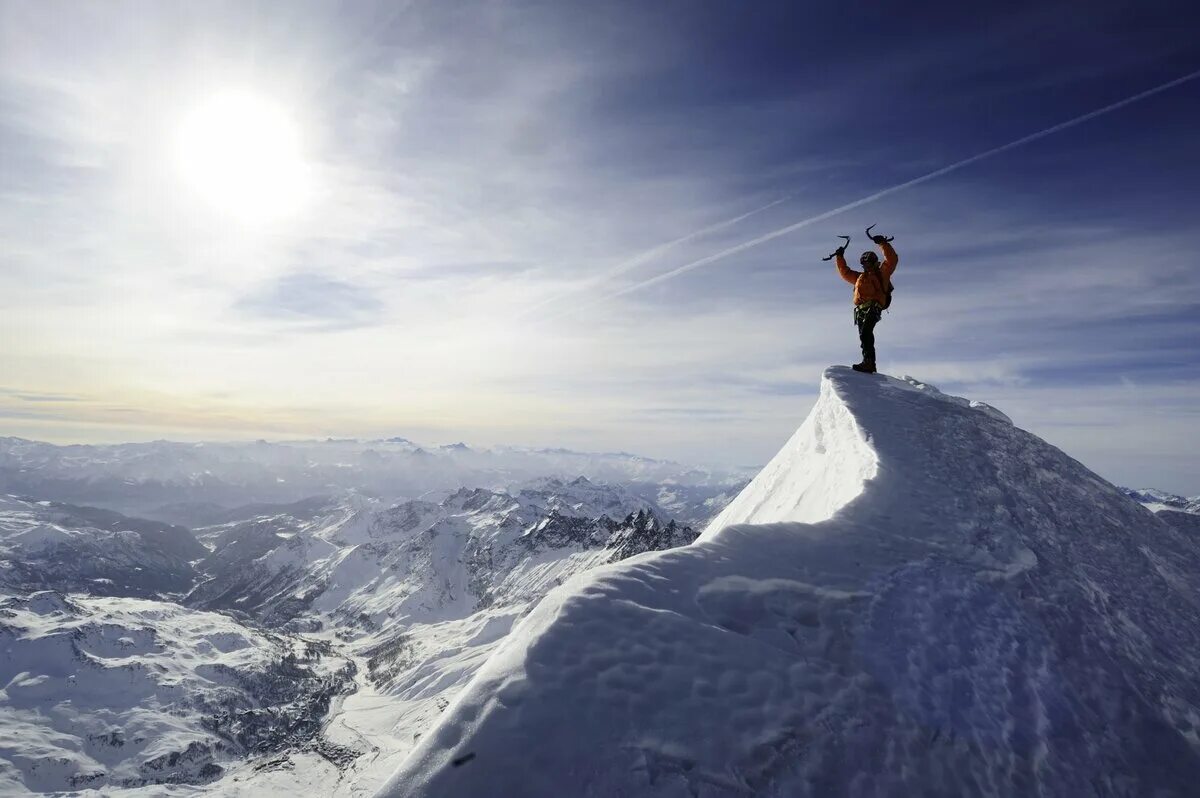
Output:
top-left (378, 366), bottom-right (1200, 797)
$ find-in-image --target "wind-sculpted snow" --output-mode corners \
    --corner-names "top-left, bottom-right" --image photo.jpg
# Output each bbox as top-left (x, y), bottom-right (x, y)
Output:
top-left (378, 367), bottom-right (1200, 798)
top-left (699, 375), bottom-right (878, 537)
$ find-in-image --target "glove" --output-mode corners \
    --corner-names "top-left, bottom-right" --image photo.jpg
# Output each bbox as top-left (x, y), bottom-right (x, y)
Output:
top-left (822, 235), bottom-right (852, 261)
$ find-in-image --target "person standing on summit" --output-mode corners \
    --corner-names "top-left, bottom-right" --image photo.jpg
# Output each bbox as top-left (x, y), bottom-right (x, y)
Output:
top-left (829, 226), bottom-right (898, 374)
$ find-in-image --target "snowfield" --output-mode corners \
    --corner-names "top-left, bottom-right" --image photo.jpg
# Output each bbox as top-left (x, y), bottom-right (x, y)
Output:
top-left (378, 367), bottom-right (1200, 798)
top-left (0, 593), bottom-right (354, 794)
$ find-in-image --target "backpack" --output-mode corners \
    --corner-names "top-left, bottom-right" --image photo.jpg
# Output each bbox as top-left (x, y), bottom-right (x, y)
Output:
top-left (869, 270), bottom-right (894, 310)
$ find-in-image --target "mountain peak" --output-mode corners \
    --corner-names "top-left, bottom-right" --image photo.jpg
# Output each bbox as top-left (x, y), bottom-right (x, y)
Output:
top-left (701, 367), bottom-right (1013, 538)
top-left (378, 367), bottom-right (1200, 798)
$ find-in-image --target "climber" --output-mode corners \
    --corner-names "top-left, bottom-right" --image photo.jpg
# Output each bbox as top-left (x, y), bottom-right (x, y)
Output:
top-left (826, 225), bottom-right (898, 374)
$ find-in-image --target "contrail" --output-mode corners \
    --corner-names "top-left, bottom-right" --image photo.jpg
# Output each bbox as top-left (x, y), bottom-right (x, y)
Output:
top-left (583, 67), bottom-right (1200, 306)
top-left (521, 194), bottom-right (790, 318)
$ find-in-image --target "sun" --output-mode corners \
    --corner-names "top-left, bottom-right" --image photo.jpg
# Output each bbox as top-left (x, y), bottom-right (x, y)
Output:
top-left (175, 90), bottom-right (311, 222)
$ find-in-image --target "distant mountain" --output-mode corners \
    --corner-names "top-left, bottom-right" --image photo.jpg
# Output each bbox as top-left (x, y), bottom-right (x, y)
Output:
top-left (1122, 487), bottom-right (1200, 515)
top-left (186, 477), bottom-right (693, 631)
top-left (0, 495), bottom-right (205, 597)
top-left (627, 479), bottom-right (748, 528)
top-left (0, 436), bottom-right (748, 523)
top-left (143, 495), bottom-right (335, 529)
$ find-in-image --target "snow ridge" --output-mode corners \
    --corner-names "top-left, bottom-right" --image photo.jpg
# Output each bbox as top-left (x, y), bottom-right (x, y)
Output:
top-left (378, 366), bottom-right (1200, 798)
top-left (699, 374), bottom-right (877, 537)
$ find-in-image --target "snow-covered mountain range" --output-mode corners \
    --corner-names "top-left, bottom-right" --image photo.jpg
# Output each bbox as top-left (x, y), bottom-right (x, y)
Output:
top-left (1, 472), bottom-right (712, 794)
top-left (0, 436), bottom-right (748, 526)
top-left (0, 496), bottom-right (205, 597)
top-left (1122, 487), bottom-right (1200, 515)
top-left (4, 374), bottom-right (1198, 797)
top-left (186, 477), bottom-right (690, 628)
top-left (379, 368), bottom-right (1200, 798)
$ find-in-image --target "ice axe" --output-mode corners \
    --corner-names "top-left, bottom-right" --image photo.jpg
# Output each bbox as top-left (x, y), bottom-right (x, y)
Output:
top-left (821, 235), bottom-right (851, 261)
top-left (865, 224), bottom-right (893, 243)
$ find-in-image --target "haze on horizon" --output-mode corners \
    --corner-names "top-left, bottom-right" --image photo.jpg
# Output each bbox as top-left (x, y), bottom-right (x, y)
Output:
top-left (2, 1), bottom-right (1198, 493)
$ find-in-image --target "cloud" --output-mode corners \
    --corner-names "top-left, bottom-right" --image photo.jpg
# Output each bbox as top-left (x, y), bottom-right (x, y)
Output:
top-left (0, 388), bottom-right (82, 403)
top-left (234, 273), bottom-right (385, 330)
top-left (0, 1), bottom-right (1198, 492)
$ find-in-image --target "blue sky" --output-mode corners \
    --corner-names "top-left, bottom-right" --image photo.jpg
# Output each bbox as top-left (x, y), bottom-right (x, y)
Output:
top-left (1, 0), bottom-right (1198, 492)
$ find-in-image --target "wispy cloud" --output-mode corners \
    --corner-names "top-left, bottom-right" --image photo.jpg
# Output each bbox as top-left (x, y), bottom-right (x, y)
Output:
top-left (570, 66), bottom-right (1200, 310)
top-left (234, 273), bottom-right (385, 330)
top-left (0, 388), bottom-right (82, 403)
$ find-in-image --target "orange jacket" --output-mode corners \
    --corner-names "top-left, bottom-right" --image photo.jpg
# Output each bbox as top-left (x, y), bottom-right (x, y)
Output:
top-left (836, 241), bottom-right (898, 305)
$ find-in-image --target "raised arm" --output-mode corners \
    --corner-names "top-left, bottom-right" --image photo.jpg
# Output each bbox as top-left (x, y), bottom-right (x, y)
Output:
top-left (879, 240), bottom-right (899, 278)
top-left (835, 252), bottom-right (860, 285)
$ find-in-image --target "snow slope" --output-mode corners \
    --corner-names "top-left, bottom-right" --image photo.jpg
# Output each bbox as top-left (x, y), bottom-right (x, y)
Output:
top-left (378, 366), bottom-right (1200, 798)
top-left (1158, 509), bottom-right (1200, 537)
top-left (698, 376), bottom-right (877, 537)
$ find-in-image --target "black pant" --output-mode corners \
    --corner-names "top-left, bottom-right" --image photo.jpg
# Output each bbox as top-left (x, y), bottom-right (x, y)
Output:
top-left (855, 305), bottom-right (882, 364)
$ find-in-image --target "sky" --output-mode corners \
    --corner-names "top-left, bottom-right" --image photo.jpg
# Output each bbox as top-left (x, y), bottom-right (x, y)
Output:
top-left (1, 0), bottom-right (1199, 492)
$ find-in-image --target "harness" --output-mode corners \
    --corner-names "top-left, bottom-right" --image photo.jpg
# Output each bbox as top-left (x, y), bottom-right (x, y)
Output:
top-left (853, 302), bottom-right (883, 327)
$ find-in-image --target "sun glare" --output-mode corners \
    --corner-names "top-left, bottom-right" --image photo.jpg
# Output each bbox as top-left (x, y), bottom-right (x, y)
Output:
top-left (175, 90), bottom-right (310, 222)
